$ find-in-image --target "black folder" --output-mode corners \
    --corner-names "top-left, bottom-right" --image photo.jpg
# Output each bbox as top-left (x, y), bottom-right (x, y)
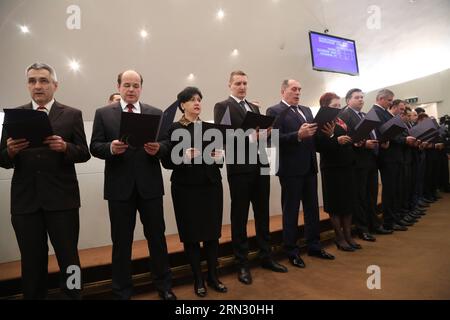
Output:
top-left (350, 109), bottom-right (381, 142)
top-left (408, 118), bottom-right (436, 140)
top-left (198, 121), bottom-right (232, 149)
top-left (313, 106), bottom-right (341, 128)
top-left (2, 108), bottom-right (53, 148)
top-left (379, 115), bottom-right (407, 142)
top-left (240, 112), bottom-right (275, 130)
top-left (119, 112), bottom-right (162, 147)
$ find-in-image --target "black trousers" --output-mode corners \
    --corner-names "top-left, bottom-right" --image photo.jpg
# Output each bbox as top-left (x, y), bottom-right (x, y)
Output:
top-left (353, 167), bottom-right (381, 233)
top-left (11, 209), bottom-right (81, 300)
top-left (279, 173), bottom-right (321, 257)
top-left (380, 163), bottom-right (402, 228)
top-left (228, 171), bottom-right (271, 266)
top-left (108, 193), bottom-right (171, 300)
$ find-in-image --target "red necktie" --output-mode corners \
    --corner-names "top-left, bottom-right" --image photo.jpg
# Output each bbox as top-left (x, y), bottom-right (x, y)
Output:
top-left (126, 104), bottom-right (134, 113)
top-left (37, 106), bottom-right (47, 112)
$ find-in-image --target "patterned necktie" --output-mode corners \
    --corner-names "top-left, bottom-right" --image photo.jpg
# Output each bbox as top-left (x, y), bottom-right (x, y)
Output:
top-left (126, 104), bottom-right (134, 113)
top-left (239, 100), bottom-right (247, 112)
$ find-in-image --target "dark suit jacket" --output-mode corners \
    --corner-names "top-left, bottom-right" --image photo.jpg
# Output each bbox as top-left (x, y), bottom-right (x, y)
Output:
top-left (266, 102), bottom-right (317, 177)
top-left (0, 101), bottom-right (90, 215)
top-left (89, 102), bottom-right (168, 201)
top-left (339, 107), bottom-right (377, 169)
top-left (213, 97), bottom-right (268, 176)
top-left (161, 121), bottom-right (222, 185)
top-left (316, 121), bottom-right (356, 169)
top-left (369, 104), bottom-right (405, 165)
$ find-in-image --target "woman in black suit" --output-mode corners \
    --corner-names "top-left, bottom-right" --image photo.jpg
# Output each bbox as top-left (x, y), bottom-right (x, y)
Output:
top-left (162, 87), bottom-right (227, 297)
top-left (316, 92), bottom-right (362, 252)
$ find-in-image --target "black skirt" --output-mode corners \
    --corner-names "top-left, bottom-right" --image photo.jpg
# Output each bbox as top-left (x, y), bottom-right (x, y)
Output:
top-left (321, 166), bottom-right (356, 216)
top-left (171, 182), bottom-right (223, 242)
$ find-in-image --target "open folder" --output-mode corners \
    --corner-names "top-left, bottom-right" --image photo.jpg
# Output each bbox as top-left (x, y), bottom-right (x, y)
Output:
top-left (240, 112), bottom-right (275, 130)
top-left (350, 109), bottom-right (381, 142)
top-left (379, 115), bottom-right (407, 142)
top-left (313, 106), bottom-right (341, 128)
top-left (408, 118), bottom-right (437, 140)
top-left (119, 112), bottom-right (162, 147)
top-left (2, 108), bottom-right (53, 147)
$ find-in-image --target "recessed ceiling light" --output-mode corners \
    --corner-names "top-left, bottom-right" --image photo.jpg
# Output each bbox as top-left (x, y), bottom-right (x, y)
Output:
top-left (231, 49), bottom-right (239, 56)
top-left (217, 9), bottom-right (225, 20)
top-left (140, 29), bottom-right (149, 39)
top-left (187, 73), bottom-right (195, 81)
top-left (19, 25), bottom-right (30, 34)
top-left (69, 59), bottom-right (80, 72)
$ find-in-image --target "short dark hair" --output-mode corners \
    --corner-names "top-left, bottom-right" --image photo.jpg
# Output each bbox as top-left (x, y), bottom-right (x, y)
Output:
top-left (345, 88), bottom-right (363, 103)
top-left (415, 107), bottom-right (425, 114)
top-left (319, 92), bottom-right (340, 108)
top-left (117, 71), bottom-right (143, 85)
top-left (229, 70), bottom-right (247, 83)
top-left (389, 99), bottom-right (404, 110)
top-left (177, 87), bottom-right (203, 113)
top-left (108, 92), bottom-right (120, 102)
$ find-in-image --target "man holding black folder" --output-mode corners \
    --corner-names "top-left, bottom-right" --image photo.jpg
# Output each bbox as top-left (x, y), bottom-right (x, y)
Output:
top-left (369, 91), bottom-right (416, 232)
top-left (90, 70), bottom-right (175, 300)
top-left (0, 62), bottom-right (91, 299)
top-left (213, 70), bottom-right (287, 286)
top-left (267, 79), bottom-right (335, 268)
top-left (339, 89), bottom-right (391, 241)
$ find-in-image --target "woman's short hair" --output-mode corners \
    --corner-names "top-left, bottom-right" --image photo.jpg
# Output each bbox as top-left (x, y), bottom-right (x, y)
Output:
top-left (319, 92), bottom-right (340, 108)
top-left (177, 87), bottom-right (203, 113)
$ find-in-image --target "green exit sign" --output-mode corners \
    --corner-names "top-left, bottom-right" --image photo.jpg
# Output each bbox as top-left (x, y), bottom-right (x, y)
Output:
top-left (405, 97), bottom-right (418, 104)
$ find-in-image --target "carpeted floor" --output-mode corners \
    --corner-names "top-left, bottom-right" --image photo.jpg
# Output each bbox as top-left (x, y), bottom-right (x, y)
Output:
top-left (134, 193), bottom-right (450, 300)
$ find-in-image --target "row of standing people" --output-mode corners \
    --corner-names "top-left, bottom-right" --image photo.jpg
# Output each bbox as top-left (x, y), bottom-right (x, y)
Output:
top-left (1, 63), bottom-right (447, 300)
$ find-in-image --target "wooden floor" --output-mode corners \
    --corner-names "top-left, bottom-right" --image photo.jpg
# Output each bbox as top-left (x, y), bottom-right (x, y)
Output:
top-left (133, 193), bottom-right (450, 300)
top-left (0, 210), bottom-right (330, 282)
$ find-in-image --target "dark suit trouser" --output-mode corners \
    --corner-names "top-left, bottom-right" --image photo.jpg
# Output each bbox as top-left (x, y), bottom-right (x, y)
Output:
top-left (367, 167), bottom-right (381, 231)
top-left (380, 163), bottom-right (402, 228)
top-left (353, 167), bottom-right (380, 233)
top-left (279, 173), bottom-right (321, 257)
top-left (401, 163), bottom-right (413, 211)
top-left (228, 171), bottom-right (271, 266)
top-left (11, 209), bottom-right (81, 300)
top-left (108, 193), bottom-right (171, 300)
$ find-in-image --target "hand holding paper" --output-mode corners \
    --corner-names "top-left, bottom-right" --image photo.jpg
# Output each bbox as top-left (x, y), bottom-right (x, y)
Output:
top-left (298, 123), bottom-right (317, 140)
top-left (6, 137), bottom-right (29, 158)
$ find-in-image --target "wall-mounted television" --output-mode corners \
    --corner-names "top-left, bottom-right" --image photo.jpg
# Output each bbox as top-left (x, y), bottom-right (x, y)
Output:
top-left (309, 31), bottom-right (359, 76)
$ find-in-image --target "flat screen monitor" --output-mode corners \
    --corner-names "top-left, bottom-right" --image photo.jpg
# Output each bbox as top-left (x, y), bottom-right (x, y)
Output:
top-left (309, 31), bottom-right (359, 76)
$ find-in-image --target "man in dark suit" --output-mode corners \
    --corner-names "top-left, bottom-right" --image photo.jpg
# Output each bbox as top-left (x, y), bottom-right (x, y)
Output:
top-left (213, 70), bottom-right (287, 285)
top-left (368, 90), bottom-right (417, 231)
top-left (0, 62), bottom-right (91, 299)
top-left (339, 89), bottom-right (392, 241)
top-left (90, 70), bottom-right (175, 300)
top-left (266, 79), bottom-right (335, 268)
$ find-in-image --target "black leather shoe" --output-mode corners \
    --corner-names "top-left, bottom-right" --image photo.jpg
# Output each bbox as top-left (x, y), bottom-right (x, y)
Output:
top-left (289, 255), bottom-right (306, 268)
top-left (348, 242), bottom-right (362, 250)
top-left (261, 259), bottom-right (288, 273)
top-left (334, 241), bottom-right (355, 252)
top-left (398, 219), bottom-right (414, 227)
top-left (374, 226), bottom-right (393, 235)
top-left (194, 278), bottom-right (207, 297)
top-left (308, 249), bottom-right (335, 260)
top-left (158, 290), bottom-right (177, 300)
top-left (237, 267), bottom-right (252, 285)
top-left (207, 278), bottom-right (228, 293)
top-left (393, 223), bottom-right (408, 231)
top-left (359, 232), bottom-right (376, 241)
